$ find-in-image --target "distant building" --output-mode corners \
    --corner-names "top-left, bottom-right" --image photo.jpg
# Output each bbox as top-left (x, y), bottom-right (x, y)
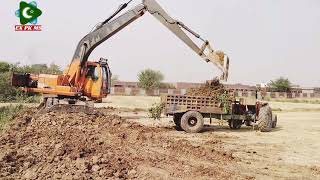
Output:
top-left (113, 81), bottom-right (138, 88)
top-left (173, 82), bottom-right (203, 89)
top-left (111, 81), bottom-right (319, 95)
top-left (225, 84), bottom-right (256, 92)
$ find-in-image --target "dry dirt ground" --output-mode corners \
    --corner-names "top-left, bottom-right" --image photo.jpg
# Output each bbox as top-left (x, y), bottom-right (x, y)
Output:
top-left (0, 96), bottom-right (320, 179)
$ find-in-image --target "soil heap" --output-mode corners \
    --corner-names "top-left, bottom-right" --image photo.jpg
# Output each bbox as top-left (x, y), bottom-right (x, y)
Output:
top-left (186, 79), bottom-right (232, 99)
top-left (0, 105), bottom-right (241, 179)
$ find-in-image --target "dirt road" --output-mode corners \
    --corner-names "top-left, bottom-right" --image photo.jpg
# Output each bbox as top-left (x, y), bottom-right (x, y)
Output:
top-left (220, 111), bottom-right (320, 179)
top-left (120, 110), bottom-right (320, 179)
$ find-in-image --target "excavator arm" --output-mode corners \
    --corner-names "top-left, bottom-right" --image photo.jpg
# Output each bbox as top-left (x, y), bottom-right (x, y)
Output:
top-left (143, 0), bottom-right (229, 80)
top-left (69, 0), bottom-right (229, 82)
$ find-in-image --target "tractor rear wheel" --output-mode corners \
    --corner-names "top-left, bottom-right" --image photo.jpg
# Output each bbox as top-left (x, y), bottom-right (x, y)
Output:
top-left (180, 111), bottom-right (204, 133)
top-left (257, 105), bottom-right (273, 132)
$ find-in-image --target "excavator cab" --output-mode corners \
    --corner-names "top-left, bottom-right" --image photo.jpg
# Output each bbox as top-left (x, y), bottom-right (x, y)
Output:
top-left (83, 58), bottom-right (111, 101)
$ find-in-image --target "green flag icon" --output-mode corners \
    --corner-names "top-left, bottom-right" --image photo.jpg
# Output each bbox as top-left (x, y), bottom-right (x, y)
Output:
top-left (19, 1), bottom-right (42, 25)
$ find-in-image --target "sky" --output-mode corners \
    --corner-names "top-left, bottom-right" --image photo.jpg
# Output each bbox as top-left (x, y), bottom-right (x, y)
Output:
top-left (0, 0), bottom-right (320, 87)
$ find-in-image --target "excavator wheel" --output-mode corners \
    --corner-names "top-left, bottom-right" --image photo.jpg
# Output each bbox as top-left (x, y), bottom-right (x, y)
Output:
top-left (257, 104), bottom-right (273, 132)
top-left (68, 99), bottom-right (77, 105)
top-left (41, 97), bottom-right (59, 109)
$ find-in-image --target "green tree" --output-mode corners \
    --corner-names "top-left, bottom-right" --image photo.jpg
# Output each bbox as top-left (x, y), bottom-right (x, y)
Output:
top-left (48, 63), bottom-right (62, 75)
top-left (0, 62), bottom-right (10, 73)
top-left (138, 69), bottom-right (164, 90)
top-left (269, 77), bottom-right (291, 92)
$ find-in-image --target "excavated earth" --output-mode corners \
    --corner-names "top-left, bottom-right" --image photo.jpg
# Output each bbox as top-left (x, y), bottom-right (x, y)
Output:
top-left (186, 80), bottom-right (231, 99)
top-left (0, 105), bottom-right (247, 179)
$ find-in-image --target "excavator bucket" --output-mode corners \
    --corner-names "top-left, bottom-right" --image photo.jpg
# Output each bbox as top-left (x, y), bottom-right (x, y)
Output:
top-left (200, 42), bottom-right (229, 81)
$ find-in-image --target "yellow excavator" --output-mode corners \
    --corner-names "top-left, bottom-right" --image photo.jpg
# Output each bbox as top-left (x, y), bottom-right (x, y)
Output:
top-left (12, 0), bottom-right (230, 107)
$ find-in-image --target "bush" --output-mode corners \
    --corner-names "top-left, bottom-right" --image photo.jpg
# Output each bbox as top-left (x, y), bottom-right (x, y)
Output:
top-left (0, 62), bottom-right (10, 73)
top-left (0, 72), bottom-right (40, 103)
top-left (0, 105), bottom-right (25, 131)
top-left (138, 69), bottom-right (164, 91)
top-left (148, 103), bottom-right (165, 120)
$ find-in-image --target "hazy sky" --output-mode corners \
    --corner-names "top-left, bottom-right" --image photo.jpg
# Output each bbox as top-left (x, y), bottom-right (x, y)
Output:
top-left (1, 0), bottom-right (319, 87)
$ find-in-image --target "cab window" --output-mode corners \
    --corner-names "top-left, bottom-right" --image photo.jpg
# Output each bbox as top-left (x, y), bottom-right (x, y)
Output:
top-left (86, 66), bottom-right (99, 81)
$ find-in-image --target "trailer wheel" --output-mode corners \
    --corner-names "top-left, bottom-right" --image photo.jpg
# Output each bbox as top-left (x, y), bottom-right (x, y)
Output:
top-left (257, 105), bottom-right (273, 132)
top-left (180, 111), bottom-right (204, 133)
top-left (228, 120), bottom-right (242, 129)
top-left (272, 115), bottom-right (277, 128)
top-left (173, 114), bottom-right (183, 131)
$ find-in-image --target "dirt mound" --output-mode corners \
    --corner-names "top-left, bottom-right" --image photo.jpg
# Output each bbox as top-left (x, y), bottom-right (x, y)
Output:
top-left (0, 105), bottom-right (241, 179)
top-left (186, 79), bottom-right (228, 98)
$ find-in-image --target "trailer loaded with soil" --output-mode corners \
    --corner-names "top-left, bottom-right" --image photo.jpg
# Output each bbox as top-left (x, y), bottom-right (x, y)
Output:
top-left (161, 94), bottom-right (277, 133)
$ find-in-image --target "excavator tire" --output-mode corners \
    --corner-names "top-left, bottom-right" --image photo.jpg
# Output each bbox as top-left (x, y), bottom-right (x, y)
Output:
top-left (173, 113), bottom-right (183, 131)
top-left (257, 105), bottom-right (273, 132)
top-left (44, 98), bottom-right (59, 109)
top-left (180, 111), bottom-right (204, 133)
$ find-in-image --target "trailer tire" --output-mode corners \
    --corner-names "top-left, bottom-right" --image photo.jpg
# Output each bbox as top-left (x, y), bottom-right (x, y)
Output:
top-left (173, 114), bottom-right (183, 131)
top-left (257, 105), bottom-right (272, 132)
top-left (180, 111), bottom-right (204, 133)
top-left (272, 115), bottom-right (277, 128)
top-left (228, 120), bottom-right (242, 129)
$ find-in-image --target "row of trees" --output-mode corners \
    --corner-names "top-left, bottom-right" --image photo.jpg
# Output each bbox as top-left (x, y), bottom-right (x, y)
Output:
top-left (137, 69), bottom-right (292, 92)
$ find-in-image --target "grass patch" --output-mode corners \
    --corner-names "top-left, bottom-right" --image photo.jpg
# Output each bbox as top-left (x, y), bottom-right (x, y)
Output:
top-left (272, 108), bottom-right (282, 112)
top-left (0, 105), bottom-right (25, 132)
top-left (269, 98), bottom-right (320, 104)
top-left (0, 94), bottom-right (41, 103)
top-left (272, 108), bottom-right (320, 112)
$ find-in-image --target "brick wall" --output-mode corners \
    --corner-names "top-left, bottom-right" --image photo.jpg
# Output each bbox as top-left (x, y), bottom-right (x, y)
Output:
top-left (110, 87), bottom-right (320, 99)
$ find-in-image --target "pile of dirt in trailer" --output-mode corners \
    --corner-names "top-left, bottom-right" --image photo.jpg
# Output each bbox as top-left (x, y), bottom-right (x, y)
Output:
top-left (186, 80), bottom-right (229, 98)
top-left (0, 105), bottom-right (242, 179)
